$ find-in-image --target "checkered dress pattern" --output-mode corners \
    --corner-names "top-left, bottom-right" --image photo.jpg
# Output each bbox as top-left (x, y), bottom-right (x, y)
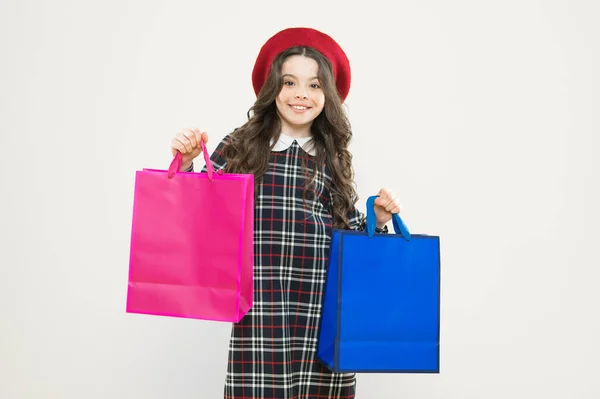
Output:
top-left (203, 134), bottom-right (365, 399)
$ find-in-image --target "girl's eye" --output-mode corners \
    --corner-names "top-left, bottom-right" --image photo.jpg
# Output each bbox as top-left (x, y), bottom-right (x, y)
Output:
top-left (310, 83), bottom-right (321, 89)
top-left (283, 81), bottom-right (294, 86)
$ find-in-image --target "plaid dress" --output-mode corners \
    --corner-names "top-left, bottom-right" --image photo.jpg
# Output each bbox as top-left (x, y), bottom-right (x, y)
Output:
top-left (203, 133), bottom-right (365, 399)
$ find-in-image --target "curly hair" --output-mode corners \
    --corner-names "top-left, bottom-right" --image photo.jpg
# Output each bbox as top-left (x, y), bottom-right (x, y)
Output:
top-left (221, 46), bottom-right (358, 229)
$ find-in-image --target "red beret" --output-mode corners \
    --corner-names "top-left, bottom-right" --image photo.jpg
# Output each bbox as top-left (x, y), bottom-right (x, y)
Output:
top-left (252, 27), bottom-right (351, 101)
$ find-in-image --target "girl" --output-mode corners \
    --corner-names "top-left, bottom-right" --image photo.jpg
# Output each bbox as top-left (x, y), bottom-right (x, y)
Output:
top-left (169, 27), bottom-right (401, 399)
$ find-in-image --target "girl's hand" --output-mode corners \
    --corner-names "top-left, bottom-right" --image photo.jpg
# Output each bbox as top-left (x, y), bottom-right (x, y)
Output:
top-left (373, 188), bottom-right (401, 229)
top-left (170, 128), bottom-right (209, 171)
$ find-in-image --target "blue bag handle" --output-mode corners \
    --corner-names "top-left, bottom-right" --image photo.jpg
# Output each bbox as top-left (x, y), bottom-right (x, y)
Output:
top-left (366, 195), bottom-right (411, 241)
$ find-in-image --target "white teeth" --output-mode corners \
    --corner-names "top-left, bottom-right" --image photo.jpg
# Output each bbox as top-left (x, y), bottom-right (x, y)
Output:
top-left (291, 105), bottom-right (307, 110)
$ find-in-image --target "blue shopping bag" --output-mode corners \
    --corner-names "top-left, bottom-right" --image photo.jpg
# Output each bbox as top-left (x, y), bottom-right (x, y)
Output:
top-left (317, 196), bottom-right (441, 373)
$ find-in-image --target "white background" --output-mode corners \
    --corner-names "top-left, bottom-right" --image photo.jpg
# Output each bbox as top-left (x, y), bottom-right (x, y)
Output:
top-left (1, 0), bottom-right (599, 398)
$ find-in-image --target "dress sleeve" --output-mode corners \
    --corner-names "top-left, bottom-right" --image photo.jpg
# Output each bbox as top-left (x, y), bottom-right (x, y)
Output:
top-left (347, 207), bottom-right (366, 231)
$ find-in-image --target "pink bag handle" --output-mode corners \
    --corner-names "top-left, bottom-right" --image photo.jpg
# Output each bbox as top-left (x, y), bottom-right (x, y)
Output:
top-left (167, 139), bottom-right (215, 180)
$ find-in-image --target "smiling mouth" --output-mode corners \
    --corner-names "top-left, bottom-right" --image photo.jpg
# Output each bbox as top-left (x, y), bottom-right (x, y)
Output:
top-left (289, 105), bottom-right (310, 111)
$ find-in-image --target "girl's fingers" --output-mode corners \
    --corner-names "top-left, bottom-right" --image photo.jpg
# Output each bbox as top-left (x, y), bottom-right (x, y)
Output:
top-left (170, 138), bottom-right (183, 152)
top-left (175, 136), bottom-right (193, 153)
top-left (375, 189), bottom-right (392, 207)
top-left (374, 188), bottom-right (401, 213)
top-left (193, 130), bottom-right (208, 149)
top-left (378, 188), bottom-right (391, 198)
top-left (170, 128), bottom-right (207, 157)
top-left (386, 199), bottom-right (400, 213)
top-left (192, 128), bottom-right (204, 141)
top-left (183, 128), bottom-right (198, 149)
top-left (192, 130), bottom-right (202, 146)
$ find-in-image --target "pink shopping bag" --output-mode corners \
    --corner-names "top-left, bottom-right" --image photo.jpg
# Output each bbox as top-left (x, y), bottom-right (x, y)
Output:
top-left (126, 141), bottom-right (254, 322)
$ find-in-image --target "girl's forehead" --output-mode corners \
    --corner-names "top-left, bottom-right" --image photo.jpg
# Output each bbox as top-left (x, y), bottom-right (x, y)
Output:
top-left (281, 55), bottom-right (319, 77)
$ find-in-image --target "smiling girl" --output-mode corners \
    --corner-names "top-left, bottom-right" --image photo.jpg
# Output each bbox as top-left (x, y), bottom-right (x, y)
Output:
top-left (169, 27), bottom-right (402, 399)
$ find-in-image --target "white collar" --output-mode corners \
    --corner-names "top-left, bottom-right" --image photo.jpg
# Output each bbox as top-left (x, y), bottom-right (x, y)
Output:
top-left (271, 133), bottom-right (316, 155)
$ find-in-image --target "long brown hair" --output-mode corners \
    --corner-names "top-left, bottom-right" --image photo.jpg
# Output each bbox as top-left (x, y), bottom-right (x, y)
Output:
top-left (222, 46), bottom-right (358, 229)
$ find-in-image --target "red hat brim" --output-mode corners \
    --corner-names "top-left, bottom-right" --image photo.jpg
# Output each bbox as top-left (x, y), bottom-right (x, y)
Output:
top-left (251, 27), bottom-right (351, 101)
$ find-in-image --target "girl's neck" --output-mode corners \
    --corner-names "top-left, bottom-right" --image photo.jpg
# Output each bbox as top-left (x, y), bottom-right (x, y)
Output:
top-left (280, 129), bottom-right (312, 139)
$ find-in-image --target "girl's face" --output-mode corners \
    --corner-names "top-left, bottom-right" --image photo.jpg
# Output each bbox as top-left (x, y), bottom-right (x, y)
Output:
top-left (275, 55), bottom-right (325, 137)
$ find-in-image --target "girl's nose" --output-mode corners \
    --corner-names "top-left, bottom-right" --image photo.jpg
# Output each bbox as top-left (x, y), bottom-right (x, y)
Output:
top-left (294, 92), bottom-right (308, 100)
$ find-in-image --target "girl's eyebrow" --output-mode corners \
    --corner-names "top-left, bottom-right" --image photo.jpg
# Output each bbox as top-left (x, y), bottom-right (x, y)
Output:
top-left (282, 73), bottom-right (320, 80)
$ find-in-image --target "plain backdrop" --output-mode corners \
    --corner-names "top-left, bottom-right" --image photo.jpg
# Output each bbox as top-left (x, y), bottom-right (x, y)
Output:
top-left (1, 0), bottom-right (599, 398)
